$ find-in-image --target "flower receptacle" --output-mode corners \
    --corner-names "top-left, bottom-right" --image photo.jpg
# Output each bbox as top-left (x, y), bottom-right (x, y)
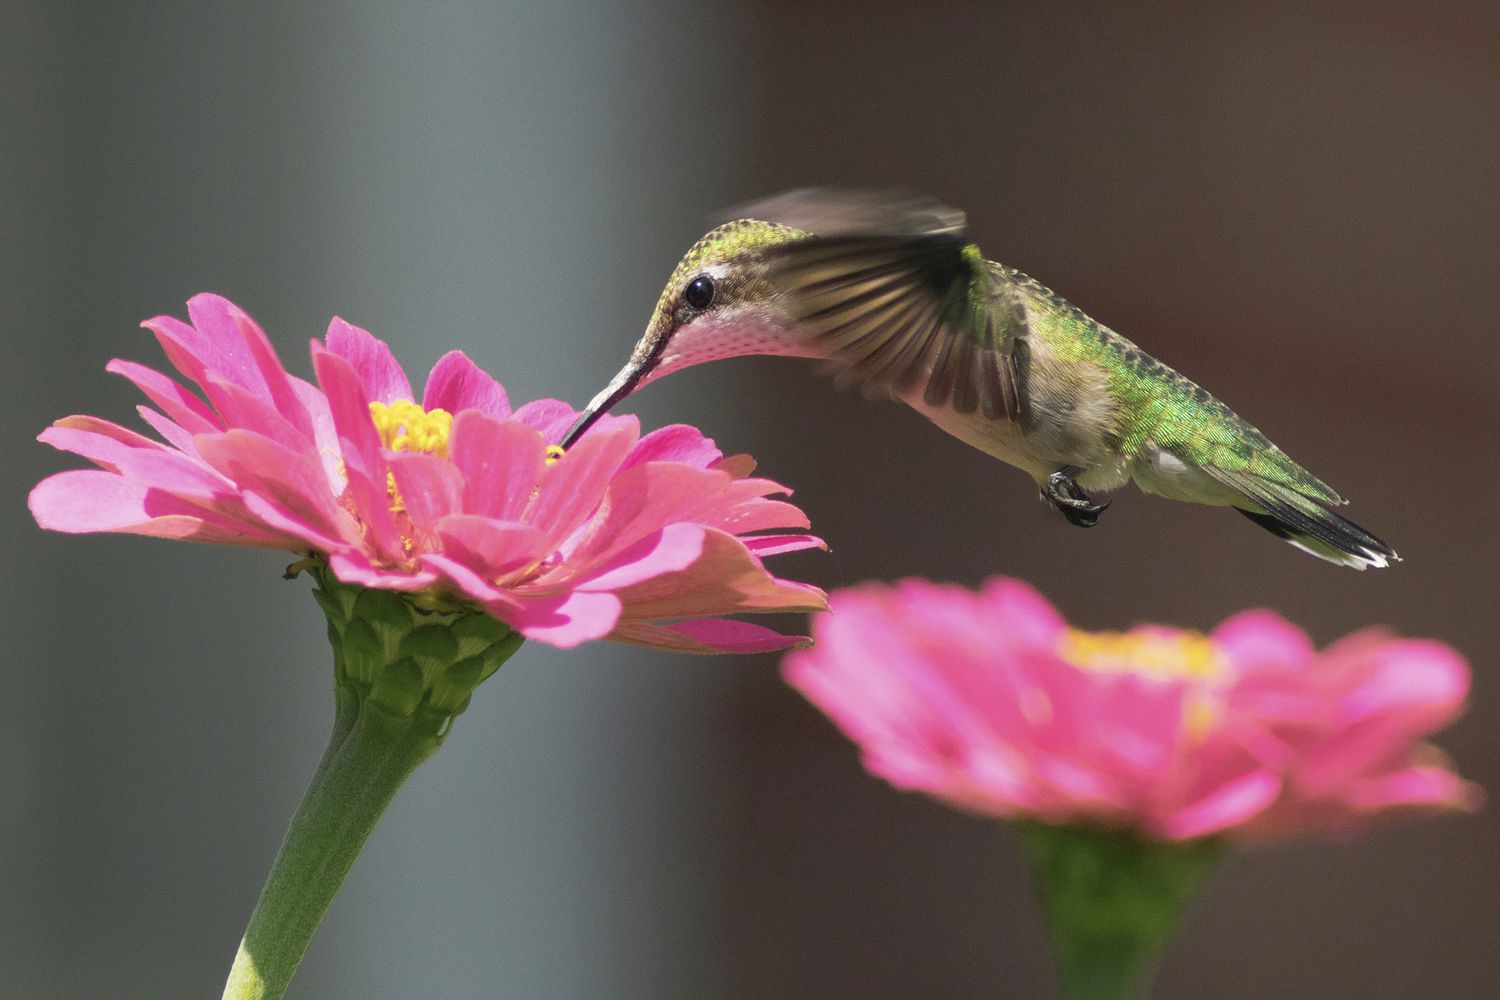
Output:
top-left (308, 561), bottom-right (522, 723)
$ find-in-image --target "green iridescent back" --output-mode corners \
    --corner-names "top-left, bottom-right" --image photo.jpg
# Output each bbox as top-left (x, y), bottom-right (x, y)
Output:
top-left (1011, 266), bottom-right (1342, 504)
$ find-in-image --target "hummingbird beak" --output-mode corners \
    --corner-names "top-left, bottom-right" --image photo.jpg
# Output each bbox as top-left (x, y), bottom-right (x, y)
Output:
top-left (559, 358), bottom-right (649, 449)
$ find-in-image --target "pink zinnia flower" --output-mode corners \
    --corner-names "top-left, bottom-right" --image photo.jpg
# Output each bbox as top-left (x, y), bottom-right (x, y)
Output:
top-left (785, 578), bottom-right (1477, 841)
top-left (30, 293), bottom-right (826, 651)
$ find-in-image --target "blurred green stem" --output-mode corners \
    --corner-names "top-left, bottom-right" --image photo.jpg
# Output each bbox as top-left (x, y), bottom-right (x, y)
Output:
top-left (220, 698), bottom-right (445, 1000)
top-left (1018, 823), bottom-right (1220, 1000)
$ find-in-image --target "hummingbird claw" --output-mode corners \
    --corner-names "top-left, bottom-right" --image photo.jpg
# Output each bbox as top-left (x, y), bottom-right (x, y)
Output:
top-left (1043, 467), bottom-right (1110, 528)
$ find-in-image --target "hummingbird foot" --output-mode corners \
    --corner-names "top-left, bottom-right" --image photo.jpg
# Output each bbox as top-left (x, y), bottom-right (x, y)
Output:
top-left (1043, 467), bottom-right (1110, 528)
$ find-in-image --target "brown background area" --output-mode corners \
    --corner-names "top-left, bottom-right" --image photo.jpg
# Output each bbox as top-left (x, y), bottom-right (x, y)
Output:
top-left (4, 2), bottom-right (1497, 997)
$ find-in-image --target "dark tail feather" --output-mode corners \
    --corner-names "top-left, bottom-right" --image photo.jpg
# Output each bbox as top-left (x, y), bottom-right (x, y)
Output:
top-left (1208, 468), bottom-right (1398, 570)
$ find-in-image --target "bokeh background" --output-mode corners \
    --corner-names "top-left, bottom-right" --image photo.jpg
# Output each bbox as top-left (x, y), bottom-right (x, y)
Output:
top-left (4, 3), bottom-right (1497, 997)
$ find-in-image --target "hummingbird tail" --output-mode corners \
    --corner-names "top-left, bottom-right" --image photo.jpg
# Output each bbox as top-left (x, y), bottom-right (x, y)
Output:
top-left (1207, 468), bottom-right (1398, 570)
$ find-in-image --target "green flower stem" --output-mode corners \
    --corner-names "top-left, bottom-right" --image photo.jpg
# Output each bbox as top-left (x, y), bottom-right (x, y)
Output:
top-left (1018, 823), bottom-right (1221, 1000)
top-left (221, 699), bottom-right (445, 1000)
top-left (220, 563), bottom-right (525, 1000)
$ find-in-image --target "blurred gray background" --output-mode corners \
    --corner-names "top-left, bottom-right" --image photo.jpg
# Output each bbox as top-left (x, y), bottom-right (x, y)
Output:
top-left (3, 2), bottom-right (1496, 997)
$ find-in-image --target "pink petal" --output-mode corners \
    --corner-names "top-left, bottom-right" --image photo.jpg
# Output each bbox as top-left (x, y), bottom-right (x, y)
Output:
top-left (433, 515), bottom-right (550, 580)
top-left (191, 294), bottom-right (314, 438)
top-left (106, 359), bottom-right (221, 434)
top-left (139, 294), bottom-right (279, 401)
top-left (326, 550), bottom-right (440, 591)
top-left (610, 618), bottom-right (811, 654)
top-left (29, 471), bottom-right (281, 546)
top-left (560, 463), bottom-right (733, 571)
top-left (164, 295), bottom-right (313, 442)
top-left (1337, 640), bottom-right (1470, 726)
top-left (978, 578), bottom-right (1068, 646)
top-left (387, 452), bottom-right (464, 533)
top-left (136, 406), bottom-right (203, 456)
top-left (741, 533), bottom-right (828, 557)
top-left (568, 523), bottom-right (707, 591)
top-left (525, 424), bottom-right (637, 544)
top-left (291, 376), bottom-right (344, 489)
top-left (41, 418), bottom-right (239, 506)
top-left (511, 398), bottom-right (578, 442)
top-left (195, 429), bottom-right (355, 547)
top-left (1025, 753), bottom-right (1126, 815)
top-left (418, 552), bottom-right (526, 615)
top-left (1296, 642), bottom-right (1471, 792)
top-left (324, 316), bottom-right (414, 403)
top-left (29, 470), bottom-right (170, 535)
top-left (506, 590), bottom-right (623, 649)
top-left (613, 528), bottom-right (828, 620)
top-left (141, 312), bottom-right (214, 394)
top-left (1213, 609), bottom-right (1314, 674)
top-left (447, 412), bottom-right (547, 522)
top-left (422, 351), bottom-right (510, 418)
top-left (310, 343), bottom-right (404, 561)
top-left (1156, 768), bottom-right (1282, 840)
top-left (240, 489), bottom-right (351, 552)
top-left (722, 476), bottom-right (795, 502)
top-left (40, 417), bottom-right (167, 470)
top-left (708, 497), bottom-right (812, 535)
top-left (198, 376), bottom-right (314, 452)
top-left (621, 424), bottom-right (722, 471)
top-left (113, 447), bottom-right (236, 499)
top-left (1341, 765), bottom-right (1482, 814)
top-left (185, 294), bottom-right (272, 395)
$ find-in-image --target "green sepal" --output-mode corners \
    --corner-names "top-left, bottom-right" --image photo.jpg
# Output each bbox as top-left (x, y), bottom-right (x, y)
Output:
top-left (367, 656), bottom-right (426, 717)
top-left (478, 629), bottom-right (525, 681)
top-left (310, 582), bottom-right (349, 627)
top-left (1018, 822), bottom-right (1221, 1000)
top-left (338, 618), bottom-right (384, 689)
top-left (306, 558), bottom-right (524, 724)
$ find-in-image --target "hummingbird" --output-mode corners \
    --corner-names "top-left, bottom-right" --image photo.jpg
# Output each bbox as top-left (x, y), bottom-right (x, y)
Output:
top-left (562, 191), bottom-right (1395, 569)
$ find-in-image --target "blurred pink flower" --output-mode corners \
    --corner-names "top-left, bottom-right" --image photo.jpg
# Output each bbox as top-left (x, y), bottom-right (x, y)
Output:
top-left (31, 293), bottom-right (826, 652)
top-left (1221, 611), bottom-right (1480, 837)
top-left (784, 578), bottom-right (1477, 841)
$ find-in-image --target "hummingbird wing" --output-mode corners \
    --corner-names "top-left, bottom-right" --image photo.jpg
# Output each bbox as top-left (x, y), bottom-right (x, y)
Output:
top-left (765, 233), bottom-right (1032, 423)
top-left (729, 188), bottom-right (967, 239)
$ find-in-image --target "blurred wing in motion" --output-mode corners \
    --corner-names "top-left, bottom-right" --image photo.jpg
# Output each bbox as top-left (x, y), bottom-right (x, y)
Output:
top-left (757, 193), bottom-right (1030, 422)
top-left (729, 188), bottom-right (967, 238)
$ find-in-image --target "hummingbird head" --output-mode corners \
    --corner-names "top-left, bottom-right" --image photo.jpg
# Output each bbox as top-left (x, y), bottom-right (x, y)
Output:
top-left (561, 219), bottom-right (812, 448)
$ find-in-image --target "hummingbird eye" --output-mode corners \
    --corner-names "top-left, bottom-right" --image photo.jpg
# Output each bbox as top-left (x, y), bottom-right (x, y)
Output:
top-left (683, 274), bottom-right (716, 311)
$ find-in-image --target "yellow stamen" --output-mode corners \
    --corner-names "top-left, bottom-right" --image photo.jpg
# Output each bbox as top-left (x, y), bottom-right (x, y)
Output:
top-left (368, 400), bottom-right (454, 459)
top-left (384, 471), bottom-right (405, 514)
top-left (1058, 628), bottom-right (1226, 682)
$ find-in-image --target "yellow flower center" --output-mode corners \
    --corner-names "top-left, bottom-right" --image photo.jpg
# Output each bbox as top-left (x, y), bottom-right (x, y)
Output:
top-left (369, 400), bottom-right (454, 458)
top-left (1057, 627), bottom-right (1226, 682)
top-left (1057, 628), bottom-right (1227, 741)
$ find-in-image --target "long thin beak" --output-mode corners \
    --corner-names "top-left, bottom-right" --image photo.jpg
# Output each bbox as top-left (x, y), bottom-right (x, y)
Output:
top-left (560, 359), bottom-right (648, 449)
